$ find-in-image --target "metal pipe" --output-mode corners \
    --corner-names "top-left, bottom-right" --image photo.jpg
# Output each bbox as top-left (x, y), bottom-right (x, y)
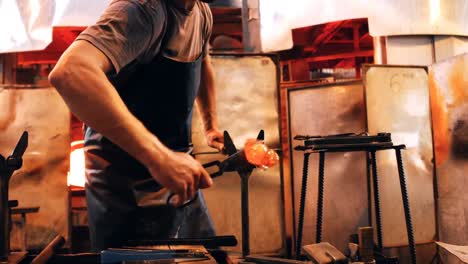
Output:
top-left (370, 151), bottom-right (383, 250)
top-left (395, 148), bottom-right (417, 264)
top-left (241, 175), bottom-right (250, 257)
top-left (315, 152), bottom-right (325, 244)
top-left (296, 152), bottom-right (311, 259)
top-left (0, 170), bottom-right (9, 262)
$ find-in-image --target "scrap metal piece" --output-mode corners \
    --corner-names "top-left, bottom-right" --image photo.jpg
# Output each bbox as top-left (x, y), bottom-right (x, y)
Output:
top-left (302, 243), bottom-right (348, 264)
top-left (357, 227), bottom-right (374, 262)
top-left (347, 243), bottom-right (358, 261)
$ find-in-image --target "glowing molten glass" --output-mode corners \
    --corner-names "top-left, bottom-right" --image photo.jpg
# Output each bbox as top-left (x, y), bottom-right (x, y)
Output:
top-left (244, 139), bottom-right (279, 169)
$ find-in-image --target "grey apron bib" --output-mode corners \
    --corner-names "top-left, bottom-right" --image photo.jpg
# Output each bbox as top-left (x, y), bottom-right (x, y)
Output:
top-left (84, 52), bottom-right (216, 251)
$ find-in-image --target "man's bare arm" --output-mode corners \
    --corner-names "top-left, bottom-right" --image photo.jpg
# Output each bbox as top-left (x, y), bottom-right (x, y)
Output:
top-left (50, 41), bottom-right (165, 168)
top-left (196, 54), bottom-right (224, 150)
top-left (49, 40), bottom-right (211, 203)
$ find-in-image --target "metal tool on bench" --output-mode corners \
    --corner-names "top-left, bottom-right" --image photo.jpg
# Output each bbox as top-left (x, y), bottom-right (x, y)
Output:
top-left (127, 236), bottom-right (238, 249)
top-left (293, 132), bottom-right (417, 264)
top-left (101, 248), bottom-right (210, 264)
top-left (125, 238), bottom-right (234, 264)
top-left (0, 131), bottom-right (28, 264)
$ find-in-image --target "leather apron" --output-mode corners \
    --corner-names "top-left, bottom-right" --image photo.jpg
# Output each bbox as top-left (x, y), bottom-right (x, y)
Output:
top-left (84, 50), bottom-right (216, 251)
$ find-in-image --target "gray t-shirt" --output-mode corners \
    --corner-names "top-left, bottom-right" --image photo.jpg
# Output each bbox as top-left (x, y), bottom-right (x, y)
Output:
top-left (76, 0), bottom-right (213, 74)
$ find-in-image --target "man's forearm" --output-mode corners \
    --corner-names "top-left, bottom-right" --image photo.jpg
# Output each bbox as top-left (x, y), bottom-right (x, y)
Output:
top-left (49, 41), bottom-right (169, 170)
top-left (196, 55), bottom-right (219, 132)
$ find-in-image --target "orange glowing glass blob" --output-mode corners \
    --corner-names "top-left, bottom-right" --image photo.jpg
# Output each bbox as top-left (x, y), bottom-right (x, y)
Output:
top-left (244, 139), bottom-right (280, 169)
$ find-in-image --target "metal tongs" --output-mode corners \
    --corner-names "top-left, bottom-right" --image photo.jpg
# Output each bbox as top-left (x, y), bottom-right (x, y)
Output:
top-left (133, 130), bottom-right (265, 257)
top-left (168, 130), bottom-right (264, 206)
top-left (132, 130), bottom-right (264, 207)
top-left (202, 130), bottom-right (264, 178)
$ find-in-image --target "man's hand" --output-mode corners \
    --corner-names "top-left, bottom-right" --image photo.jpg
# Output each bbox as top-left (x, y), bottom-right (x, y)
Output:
top-left (206, 128), bottom-right (224, 151)
top-left (147, 150), bottom-right (213, 207)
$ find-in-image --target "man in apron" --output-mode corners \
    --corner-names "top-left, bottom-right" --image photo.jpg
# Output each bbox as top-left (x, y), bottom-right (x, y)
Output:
top-left (49, 0), bottom-right (223, 251)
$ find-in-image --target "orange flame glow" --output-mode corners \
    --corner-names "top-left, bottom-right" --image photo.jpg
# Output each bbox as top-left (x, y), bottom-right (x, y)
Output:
top-left (68, 140), bottom-right (86, 187)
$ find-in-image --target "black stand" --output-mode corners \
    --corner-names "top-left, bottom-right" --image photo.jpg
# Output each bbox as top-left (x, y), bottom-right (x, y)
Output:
top-left (0, 132), bottom-right (28, 264)
top-left (294, 134), bottom-right (417, 264)
top-left (241, 173), bottom-right (251, 257)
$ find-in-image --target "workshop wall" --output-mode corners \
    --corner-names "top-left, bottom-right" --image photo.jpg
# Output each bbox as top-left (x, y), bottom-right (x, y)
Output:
top-left (364, 65), bottom-right (436, 246)
top-left (192, 54), bottom-right (284, 254)
top-left (429, 53), bottom-right (468, 245)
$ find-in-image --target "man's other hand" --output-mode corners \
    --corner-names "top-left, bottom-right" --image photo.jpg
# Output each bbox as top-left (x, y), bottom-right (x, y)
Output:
top-left (205, 129), bottom-right (224, 151)
top-left (148, 151), bottom-right (212, 207)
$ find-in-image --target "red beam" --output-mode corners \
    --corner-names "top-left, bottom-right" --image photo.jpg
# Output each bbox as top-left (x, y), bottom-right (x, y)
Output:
top-left (212, 23), bottom-right (243, 36)
top-left (286, 49), bottom-right (374, 64)
top-left (210, 7), bottom-right (241, 16)
top-left (326, 40), bottom-right (354, 44)
top-left (213, 16), bottom-right (242, 23)
top-left (305, 20), bottom-right (348, 53)
top-left (360, 32), bottom-right (370, 41)
top-left (353, 24), bottom-right (360, 51)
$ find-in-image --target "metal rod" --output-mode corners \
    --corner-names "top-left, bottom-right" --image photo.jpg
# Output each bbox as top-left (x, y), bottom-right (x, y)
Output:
top-left (295, 152), bottom-right (311, 259)
top-left (241, 175), bottom-right (250, 257)
top-left (315, 152), bottom-right (325, 244)
top-left (395, 149), bottom-right (417, 264)
top-left (370, 151), bottom-right (383, 250)
top-left (366, 152), bottom-right (372, 227)
top-left (0, 170), bottom-right (10, 262)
